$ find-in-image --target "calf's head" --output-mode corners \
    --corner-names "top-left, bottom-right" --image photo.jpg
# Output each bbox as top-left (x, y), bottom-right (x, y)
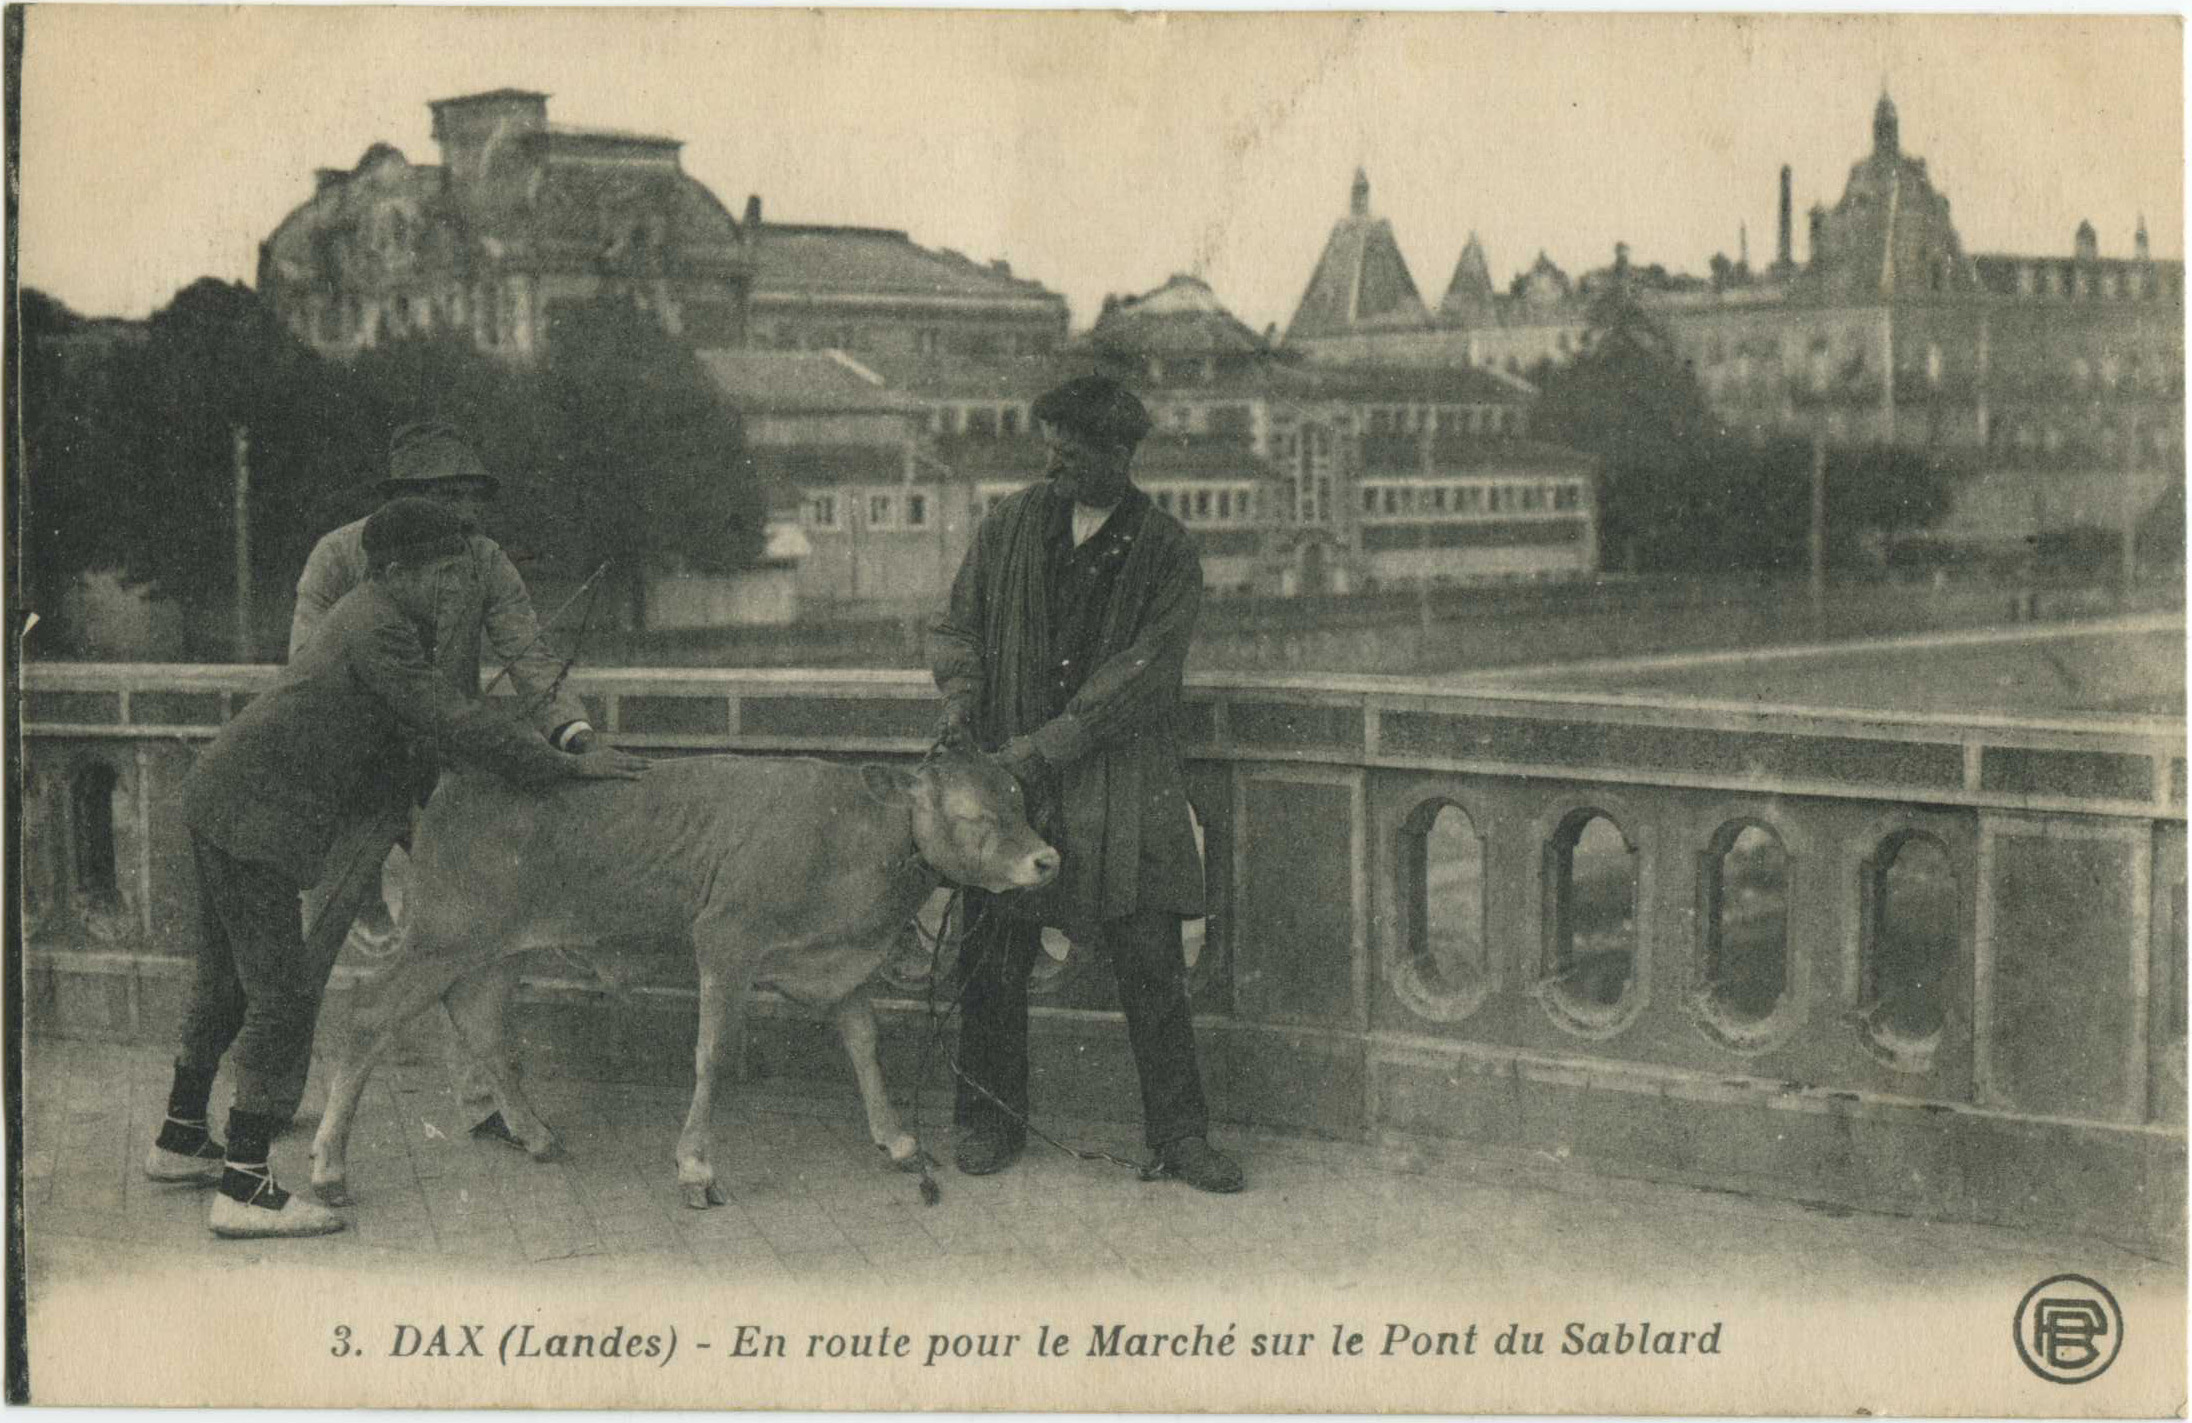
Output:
top-left (863, 746), bottom-right (1059, 893)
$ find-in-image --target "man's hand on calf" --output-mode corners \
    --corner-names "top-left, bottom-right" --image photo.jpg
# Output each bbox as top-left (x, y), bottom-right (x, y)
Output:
top-left (566, 747), bottom-right (650, 781)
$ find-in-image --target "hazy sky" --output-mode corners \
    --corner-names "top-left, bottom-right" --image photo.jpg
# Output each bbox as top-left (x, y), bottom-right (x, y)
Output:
top-left (18, 10), bottom-right (2184, 333)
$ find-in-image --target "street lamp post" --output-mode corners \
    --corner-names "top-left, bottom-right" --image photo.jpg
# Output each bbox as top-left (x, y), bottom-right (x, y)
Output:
top-left (232, 425), bottom-right (253, 662)
top-left (1805, 352), bottom-right (1831, 622)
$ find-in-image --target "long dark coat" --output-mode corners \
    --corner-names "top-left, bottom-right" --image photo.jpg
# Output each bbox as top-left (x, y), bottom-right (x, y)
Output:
top-left (932, 480), bottom-right (1205, 929)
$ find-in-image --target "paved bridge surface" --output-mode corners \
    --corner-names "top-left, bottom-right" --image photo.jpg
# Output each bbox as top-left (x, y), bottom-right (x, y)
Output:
top-left (21, 1039), bottom-right (2172, 1291)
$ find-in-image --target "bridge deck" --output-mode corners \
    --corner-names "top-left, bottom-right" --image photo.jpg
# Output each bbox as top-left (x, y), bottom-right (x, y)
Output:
top-left (21, 1040), bottom-right (2173, 1289)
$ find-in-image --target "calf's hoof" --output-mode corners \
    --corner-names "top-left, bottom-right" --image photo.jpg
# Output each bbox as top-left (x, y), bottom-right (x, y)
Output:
top-left (469, 1111), bottom-right (529, 1153)
top-left (312, 1178), bottom-right (353, 1209)
top-left (681, 1181), bottom-right (728, 1210)
top-left (880, 1141), bottom-right (936, 1174)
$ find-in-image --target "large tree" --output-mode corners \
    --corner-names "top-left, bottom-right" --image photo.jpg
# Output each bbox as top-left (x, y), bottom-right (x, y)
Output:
top-left (17, 280), bottom-right (372, 656)
top-left (1531, 271), bottom-right (1734, 573)
top-left (1534, 263), bottom-right (1966, 575)
top-left (509, 295), bottom-right (765, 627)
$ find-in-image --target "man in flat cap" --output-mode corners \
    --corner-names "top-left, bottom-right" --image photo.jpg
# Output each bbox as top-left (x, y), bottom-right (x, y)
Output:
top-left (148, 498), bottom-right (647, 1238)
top-left (283, 420), bottom-right (596, 1145)
top-left (932, 374), bottom-right (1243, 1193)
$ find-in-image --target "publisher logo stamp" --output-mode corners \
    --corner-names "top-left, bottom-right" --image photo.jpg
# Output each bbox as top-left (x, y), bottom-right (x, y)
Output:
top-left (2014, 1274), bottom-right (2123, 1385)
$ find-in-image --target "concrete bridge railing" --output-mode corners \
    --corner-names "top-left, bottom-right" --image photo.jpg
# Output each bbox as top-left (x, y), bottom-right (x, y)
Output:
top-left (21, 661), bottom-right (2187, 1250)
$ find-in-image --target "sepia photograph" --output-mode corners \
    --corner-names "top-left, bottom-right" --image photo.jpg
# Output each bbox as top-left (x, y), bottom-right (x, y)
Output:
top-left (7, 6), bottom-right (2187, 1412)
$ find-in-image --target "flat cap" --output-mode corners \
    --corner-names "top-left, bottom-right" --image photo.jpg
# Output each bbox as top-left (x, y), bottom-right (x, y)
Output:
top-left (1031, 375), bottom-right (1152, 449)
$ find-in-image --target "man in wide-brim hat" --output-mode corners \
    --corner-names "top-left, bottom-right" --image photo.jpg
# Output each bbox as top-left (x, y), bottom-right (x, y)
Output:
top-left (282, 420), bottom-right (600, 1147)
top-left (932, 374), bottom-right (1244, 1194)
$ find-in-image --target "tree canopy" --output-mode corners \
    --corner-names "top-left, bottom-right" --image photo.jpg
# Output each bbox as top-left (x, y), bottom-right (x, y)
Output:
top-left (1531, 273), bottom-right (1966, 575)
top-left (16, 282), bottom-right (765, 654)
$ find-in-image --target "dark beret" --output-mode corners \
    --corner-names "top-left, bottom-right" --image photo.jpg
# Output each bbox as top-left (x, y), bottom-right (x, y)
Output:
top-left (1031, 375), bottom-right (1152, 449)
top-left (362, 497), bottom-right (470, 567)
top-left (380, 419), bottom-right (500, 497)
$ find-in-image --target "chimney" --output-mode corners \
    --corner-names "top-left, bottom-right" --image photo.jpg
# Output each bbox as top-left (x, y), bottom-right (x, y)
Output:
top-left (2075, 220), bottom-right (2099, 263)
top-left (1808, 204), bottom-right (1828, 265)
top-left (1350, 167), bottom-right (1370, 218)
top-left (1776, 165), bottom-right (1794, 269)
top-left (1739, 223), bottom-right (1750, 271)
top-left (2136, 214), bottom-right (2151, 262)
top-left (428, 89), bottom-right (549, 184)
top-left (744, 194), bottom-right (762, 229)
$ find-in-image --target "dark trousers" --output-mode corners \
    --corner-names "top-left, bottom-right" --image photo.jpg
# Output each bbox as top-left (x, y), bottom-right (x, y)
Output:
top-left (953, 904), bottom-right (1209, 1151)
top-left (175, 835), bottom-right (333, 1119)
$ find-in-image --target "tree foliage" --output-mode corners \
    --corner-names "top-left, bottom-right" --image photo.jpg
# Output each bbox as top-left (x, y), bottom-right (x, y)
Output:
top-left (518, 295), bottom-right (763, 625)
top-left (1532, 275), bottom-right (1967, 575)
top-left (16, 281), bottom-right (764, 652)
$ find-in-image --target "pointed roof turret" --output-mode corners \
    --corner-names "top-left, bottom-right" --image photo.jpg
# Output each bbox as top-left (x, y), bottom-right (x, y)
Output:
top-left (1873, 88), bottom-right (1900, 156)
top-left (1438, 232), bottom-right (1499, 327)
top-left (1282, 168), bottom-right (1433, 344)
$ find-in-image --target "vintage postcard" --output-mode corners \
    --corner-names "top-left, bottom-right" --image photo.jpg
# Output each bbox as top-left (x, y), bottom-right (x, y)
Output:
top-left (8, 6), bottom-right (2186, 1413)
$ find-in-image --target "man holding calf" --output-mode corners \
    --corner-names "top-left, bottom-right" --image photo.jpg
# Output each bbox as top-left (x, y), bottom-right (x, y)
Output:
top-left (147, 498), bottom-right (646, 1238)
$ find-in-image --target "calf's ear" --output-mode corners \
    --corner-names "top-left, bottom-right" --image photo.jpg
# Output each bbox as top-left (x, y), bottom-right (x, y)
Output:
top-left (860, 763), bottom-right (918, 806)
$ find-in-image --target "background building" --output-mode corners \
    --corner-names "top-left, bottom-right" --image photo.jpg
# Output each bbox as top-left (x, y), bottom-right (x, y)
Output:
top-left (258, 89), bottom-right (753, 358)
top-left (1282, 94), bottom-right (2186, 555)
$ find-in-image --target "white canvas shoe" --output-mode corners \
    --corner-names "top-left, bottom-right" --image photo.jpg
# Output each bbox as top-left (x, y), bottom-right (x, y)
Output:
top-left (207, 1166), bottom-right (346, 1239)
top-left (144, 1141), bottom-right (224, 1185)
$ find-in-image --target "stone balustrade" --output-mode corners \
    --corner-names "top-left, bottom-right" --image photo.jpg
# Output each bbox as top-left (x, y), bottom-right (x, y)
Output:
top-left (21, 660), bottom-right (2187, 1250)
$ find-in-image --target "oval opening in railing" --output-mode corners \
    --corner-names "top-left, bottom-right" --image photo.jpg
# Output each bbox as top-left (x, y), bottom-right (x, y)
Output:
top-left (1693, 821), bottom-right (1791, 1050)
top-left (1538, 810), bottom-right (1637, 1032)
top-left (1858, 830), bottom-right (1956, 1071)
top-left (1394, 800), bottom-right (1489, 1022)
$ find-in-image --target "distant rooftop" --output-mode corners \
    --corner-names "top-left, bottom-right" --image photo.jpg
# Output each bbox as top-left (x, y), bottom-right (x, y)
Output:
top-left (697, 349), bottom-right (919, 415)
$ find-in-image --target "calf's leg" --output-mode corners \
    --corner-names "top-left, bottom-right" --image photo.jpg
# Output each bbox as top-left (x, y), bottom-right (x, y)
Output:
top-left (832, 991), bottom-right (923, 1169)
top-left (309, 932), bottom-right (488, 1206)
top-left (443, 963), bottom-right (559, 1161)
top-left (674, 945), bottom-right (747, 1210)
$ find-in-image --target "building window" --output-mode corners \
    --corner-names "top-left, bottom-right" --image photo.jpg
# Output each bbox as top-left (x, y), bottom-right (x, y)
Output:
top-left (905, 492), bottom-right (928, 528)
top-left (966, 408), bottom-right (998, 439)
top-left (916, 329), bottom-right (942, 356)
top-left (1430, 487), bottom-right (1448, 513)
top-left (868, 493), bottom-right (897, 528)
top-left (1209, 405), bottom-right (1252, 438)
top-left (1194, 491), bottom-right (1212, 520)
top-left (1362, 487), bottom-right (1378, 514)
top-left (807, 493), bottom-right (838, 529)
top-left (1554, 484), bottom-right (1581, 512)
top-left (1459, 487), bottom-right (1484, 513)
top-left (1001, 406), bottom-right (1022, 437)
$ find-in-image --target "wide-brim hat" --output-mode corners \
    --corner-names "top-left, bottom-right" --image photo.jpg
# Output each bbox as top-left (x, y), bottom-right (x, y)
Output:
top-left (377, 419), bottom-right (502, 498)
